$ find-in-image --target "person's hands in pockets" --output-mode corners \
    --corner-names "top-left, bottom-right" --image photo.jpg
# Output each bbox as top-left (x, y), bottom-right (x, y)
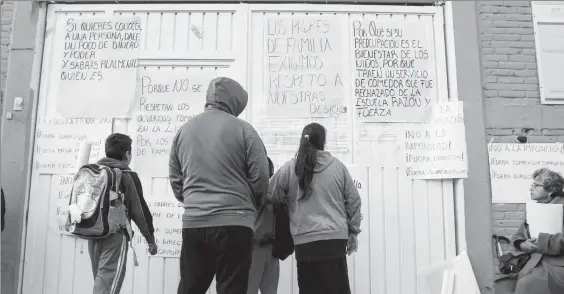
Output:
top-left (346, 234), bottom-right (358, 255)
top-left (148, 242), bottom-right (158, 255)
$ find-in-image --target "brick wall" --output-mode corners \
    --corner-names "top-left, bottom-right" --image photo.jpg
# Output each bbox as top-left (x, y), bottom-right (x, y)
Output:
top-left (478, 1), bottom-right (564, 240)
top-left (1, 1), bottom-right (14, 115)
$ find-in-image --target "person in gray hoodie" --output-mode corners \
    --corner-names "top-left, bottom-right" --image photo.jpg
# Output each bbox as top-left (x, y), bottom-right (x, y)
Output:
top-left (169, 77), bottom-right (270, 294)
top-left (266, 122), bottom-right (362, 294)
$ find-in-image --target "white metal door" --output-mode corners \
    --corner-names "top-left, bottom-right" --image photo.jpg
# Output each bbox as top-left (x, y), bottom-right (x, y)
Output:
top-left (22, 3), bottom-right (456, 294)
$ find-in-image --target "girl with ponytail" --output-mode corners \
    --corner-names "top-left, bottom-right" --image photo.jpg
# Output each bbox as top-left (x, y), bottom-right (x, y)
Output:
top-left (295, 123), bottom-right (326, 201)
top-left (266, 123), bottom-right (362, 294)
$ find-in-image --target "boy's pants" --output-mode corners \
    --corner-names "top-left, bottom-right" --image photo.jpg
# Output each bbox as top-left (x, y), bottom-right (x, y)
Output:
top-left (88, 233), bottom-right (129, 294)
top-left (247, 244), bottom-right (280, 294)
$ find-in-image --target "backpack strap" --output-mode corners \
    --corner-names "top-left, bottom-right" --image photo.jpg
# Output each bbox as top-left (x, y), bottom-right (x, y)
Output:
top-left (121, 170), bottom-right (139, 267)
top-left (110, 168), bottom-right (123, 202)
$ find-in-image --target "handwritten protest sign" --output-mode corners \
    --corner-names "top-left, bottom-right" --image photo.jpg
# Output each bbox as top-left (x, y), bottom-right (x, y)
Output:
top-left (352, 19), bottom-right (437, 122)
top-left (52, 174), bottom-right (74, 234)
top-left (34, 118), bottom-right (112, 174)
top-left (57, 16), bottom-right (143, 118)
top-left (265, 16), bottom-right (346, 118)
top-left (258, 15), bottom-right (351, 154)
top-left (132, 199), bottom-right (184, 257)
top-left (131, 69), bottom-right (212, 177)
top-left (403, 101), bottom-right (468, 179)
top-left (488, 143), bottom-right (564, 203)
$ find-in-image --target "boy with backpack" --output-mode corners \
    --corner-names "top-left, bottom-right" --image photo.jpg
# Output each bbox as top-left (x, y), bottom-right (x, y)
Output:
top-left (66, 133), bottom-right (157, 294)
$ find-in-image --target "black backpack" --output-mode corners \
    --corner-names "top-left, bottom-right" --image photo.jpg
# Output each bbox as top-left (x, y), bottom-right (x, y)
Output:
top-left (493, 234), bottom-right (531, 275)
top-left (272, 204), bottom-right (294, 260)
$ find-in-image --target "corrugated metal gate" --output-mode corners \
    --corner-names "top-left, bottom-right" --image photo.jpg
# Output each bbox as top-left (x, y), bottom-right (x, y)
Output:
top-left (22, 3), bottom-right (457, 294)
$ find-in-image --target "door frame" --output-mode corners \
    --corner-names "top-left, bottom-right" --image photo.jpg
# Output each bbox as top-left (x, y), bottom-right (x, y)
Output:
top-left (15, 3), bottom-right (467, 294)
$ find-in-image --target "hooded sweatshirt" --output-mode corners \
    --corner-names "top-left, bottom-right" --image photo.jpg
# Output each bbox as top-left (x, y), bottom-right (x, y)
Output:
top-left (267, 151), bottom-right (362, 245)
top-left (169, 77), bottom-right (270, 230)
top-left (97, 158), bottom-right (155, 244)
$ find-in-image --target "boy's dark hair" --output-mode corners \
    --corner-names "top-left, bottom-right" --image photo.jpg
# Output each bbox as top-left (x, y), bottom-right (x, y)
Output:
top-left (267, 157), bottom-right (274, 178)
top-left (105, 133), bottom-right (132, 161)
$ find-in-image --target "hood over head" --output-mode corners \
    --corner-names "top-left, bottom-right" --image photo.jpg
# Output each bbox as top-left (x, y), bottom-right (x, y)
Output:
top-left (97, 157), bottom-right (131, 170)
top-left (313, 150), bottom-right (335, 173)
top-left (205, 77), bottom-right (248, 117)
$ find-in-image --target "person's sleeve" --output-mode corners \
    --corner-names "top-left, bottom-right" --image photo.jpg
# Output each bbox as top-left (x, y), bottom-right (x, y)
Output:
top-left (537, 232), bottom-right (564, 256)
top-left (243, 123), bottom-right (270, 209)
top-left (511, 221), bottom-right (528, 250)
top-left (342, 164), bottom-right (362, 236)
top-left (266, 162), bottom-right (291, 205)
top-left (125, 172), bottom-right (155, 244)
top-left (169, 132), bottom-right (184, 202)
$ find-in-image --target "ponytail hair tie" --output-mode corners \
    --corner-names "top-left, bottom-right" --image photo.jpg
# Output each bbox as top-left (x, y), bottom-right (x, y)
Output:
top-left (304, 134), bottom-right (310, 140)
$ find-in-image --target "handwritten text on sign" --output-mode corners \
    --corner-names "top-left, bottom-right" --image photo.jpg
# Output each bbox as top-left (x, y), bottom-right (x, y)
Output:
top-left (403, 102), bottom-right (468, 179)
top-left (488, 143), bottom-right (564, 203)
top-left (52, 175), bottom-right (74, 234)
top-left (57, 16), bottom-right (142, 118)
top-left (352, 20), bottom-right (437, 122)
top-left (133, 199), bottom-right (184, 257)
top-left (34, 118), bottom-right (112, 174)
top-left (266, 16), bottom-right (346, 118)
top-left (132, 70), bottom-right (212, 177)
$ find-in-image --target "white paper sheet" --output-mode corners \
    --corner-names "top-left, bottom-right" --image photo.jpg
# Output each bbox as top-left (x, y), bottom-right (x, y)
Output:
top-left (526, 202), bottom-right (563, 238)
top-left (401, 101), bottom-right (468, 179)
top-left (264, 15), bottom-right (345, 118)
top-left (130, 68), bottom-right (213, 177)
top-left (34, 117), bottom-right (112, 174)
top-left (488, 143), bottom-right (564, 203)
top-left (351, 19), bottom-right (438, 122)
top-left (56, 16), bottom-right (143, 118)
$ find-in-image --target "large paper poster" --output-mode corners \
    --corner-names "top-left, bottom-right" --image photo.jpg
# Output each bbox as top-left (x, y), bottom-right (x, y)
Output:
top-left (131, 69), bottom-right (213, 177)
top-left (488, 143), bottom-right (564, 203)
top-left (265, 16), bottom-right (345, 118)
top-left (56, 16), bottom-right (143, 118)
top-left (34, 118), bottom-right (113, 174)
top-left (352, 19), bottom-right (437, 122)
top-left (402, 101), bottom-right (468, 179)
top-left (258, 15), bottom-right (352, 154)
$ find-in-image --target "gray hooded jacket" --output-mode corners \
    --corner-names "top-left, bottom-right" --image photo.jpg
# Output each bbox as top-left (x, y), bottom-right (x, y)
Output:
top-left (267, 151), bottom-right (362, 245)
top-left (169, 77), bottom-right (270, 230)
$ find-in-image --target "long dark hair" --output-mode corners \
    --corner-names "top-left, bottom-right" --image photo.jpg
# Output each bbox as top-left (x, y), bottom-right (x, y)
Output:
top-left (295, 123), bottom-right (326, 200)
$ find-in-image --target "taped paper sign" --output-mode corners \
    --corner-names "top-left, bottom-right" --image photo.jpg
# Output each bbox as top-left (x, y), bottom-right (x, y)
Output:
top-left (403, 101), bottom-right (468, 179)
top-left (265, 16), bottom-right (346, 118)
top-left (34, 118), bottom-right (112, 174)
top-left (258, 16), bottom-right (352, 154)
top-left (352, 19), bottom-right (437, 122)
top-left (133, 199), bottom-right (184, 257)
top-left (56, 16), bottom-right (143, 118)
top-left (53, 174), bottom-right (74, 233)
top-left (257, 116), bottom-right (351, 154)
top-left (488, 143), bottom-right (564, 203)
top-left (131, 69), bottom-right (212, 177)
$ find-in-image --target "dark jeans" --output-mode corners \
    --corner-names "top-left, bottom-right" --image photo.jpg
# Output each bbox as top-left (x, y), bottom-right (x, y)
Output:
top-left (177, 226), bottom-right (253, 294)
top-left (297, 256), bottom-right (351, 294)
